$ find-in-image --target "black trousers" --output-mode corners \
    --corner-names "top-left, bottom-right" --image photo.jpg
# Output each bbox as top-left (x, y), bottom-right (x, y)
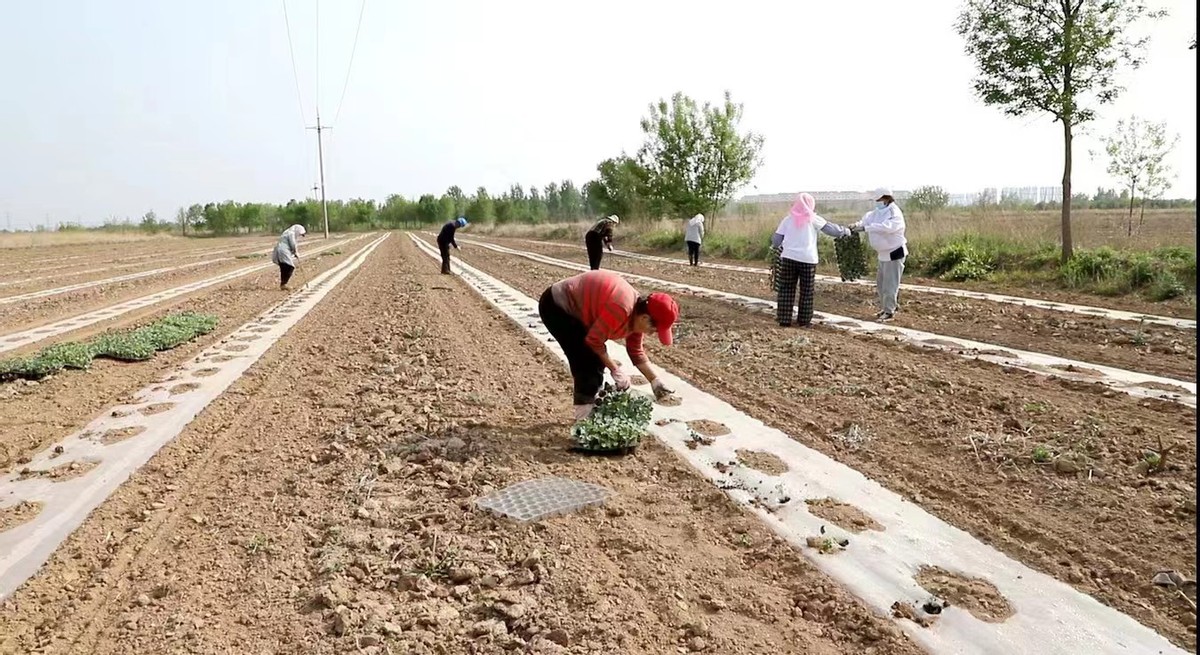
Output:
top-left (584, 232), bottom-right (604, 270)
top-left (278, 263), bottom-right (295, 286)
top-left (438, 240), bottom-right (452, 274)
top-left (686, 240), bottom-right (701, 265)
top-left (775, 257), bottom-right (817, 326)
top-left (539, 288), bottom-right (604, 405)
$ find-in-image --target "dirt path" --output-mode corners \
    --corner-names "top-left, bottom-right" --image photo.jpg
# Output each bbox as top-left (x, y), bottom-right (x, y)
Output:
top-left (0, 246), bottom-right (359, 469)
top-left (487, 238), bottom-right (1196, 381)
top-left (0, 236), bottom-right (921, 655)
top-left (497, 235), bottom-right (1198, 320)
top-left (448, 240), bottom-right (1199, 650)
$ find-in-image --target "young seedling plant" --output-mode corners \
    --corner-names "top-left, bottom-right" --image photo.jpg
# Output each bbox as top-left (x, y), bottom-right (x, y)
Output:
top-left (571, 383), bottom-right (654, 453)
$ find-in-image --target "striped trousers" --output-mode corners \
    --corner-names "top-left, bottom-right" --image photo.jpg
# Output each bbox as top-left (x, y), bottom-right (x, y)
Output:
top-left (775, 257), bottom-right (817, 326)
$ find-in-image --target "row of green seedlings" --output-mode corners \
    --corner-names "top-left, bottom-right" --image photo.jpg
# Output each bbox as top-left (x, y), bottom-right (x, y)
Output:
top-left (0, 312), bottom-right (219, 382)
top-left (570, 383), bottom-right (655, 452)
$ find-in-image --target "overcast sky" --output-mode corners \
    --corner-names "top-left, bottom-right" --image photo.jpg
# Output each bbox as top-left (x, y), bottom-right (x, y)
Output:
top-left (0, 0), bottom-right (1195, 229)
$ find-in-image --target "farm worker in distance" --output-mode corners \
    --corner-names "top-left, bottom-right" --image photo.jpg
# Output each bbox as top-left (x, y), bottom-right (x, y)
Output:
top-left (684, 213), bottom-right (705, 266)
top-left (584, 215), bottom-right (619, 270)
top-left (437, 216), bottom-right (469, 275)
top-left (770, 193), bottom-right (853, 327)
top-left (850, 188), bottom-right (907, 322)
top-left (537, 270), bottom-right (679, 422)
top-left (271, 224), bottom-right (306, 291)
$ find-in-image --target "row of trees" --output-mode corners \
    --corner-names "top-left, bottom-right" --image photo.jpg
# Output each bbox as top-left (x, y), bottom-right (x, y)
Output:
top-left (149, 188), bottom-right (590, 236)
top-left (132, 181), bottom-right (595, 236)
top-left (150, 89), bottom-right (766, 236)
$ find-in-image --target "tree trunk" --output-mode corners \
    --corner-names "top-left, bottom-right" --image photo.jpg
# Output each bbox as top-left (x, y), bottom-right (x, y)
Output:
top-left (1138, 196), bottom-right (1147, 230)
top-left (1060, 120), bottom-right (1074, 262)
top-left (1126, 182), bottom-right (1136, 237)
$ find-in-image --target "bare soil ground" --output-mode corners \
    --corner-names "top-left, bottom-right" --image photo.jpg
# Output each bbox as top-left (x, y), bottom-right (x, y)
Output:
top-left (496, 235), bottom-right (1198, 320)
top-left (0, 237), bottom-right (922, 655)
top-left (0, 244), bottom-right (347, 341)
top-left (0, 247), bottom-right (359, 469)
top-left (448, 239), bottom-right (1199, 650)
top-left (488, 238), bottom-right (1197, 381)
top-left (0, 241), bottom-right (273, 297)
top-left (0, 236), bottom-right (273, 274)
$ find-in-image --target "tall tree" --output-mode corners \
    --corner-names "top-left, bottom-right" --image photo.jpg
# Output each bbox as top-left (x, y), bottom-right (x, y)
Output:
top-left (543, 182), bottom-right (562, 220)
top-left (636, 91), bottom-right (764, 227)
top-left (140, 210), bottom-right (159, 233)
top-left (1098, 116), bottom-right (1178, 235)
top-left (559, 180), bottom-right (584, 220)
top-left (528, 186), bottom-right (548, 223)
top-left (956, 0), bottom-right (1165, 261)
top-left (417, 194), bottom-right (441, 224)
top-left (182, 203), bottom-right (201, 235)
top-left (467, 187), bottom-right (495, 223)
top-left (445, 186), bottom-right (467, 216)
top-left (907, 185), bottom-right (951, 220)
top-left (586, 156), bottom-right (656, 219)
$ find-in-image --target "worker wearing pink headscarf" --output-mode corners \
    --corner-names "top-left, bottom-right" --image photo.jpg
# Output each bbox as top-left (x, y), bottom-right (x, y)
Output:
top-left (769, 193), bottom-right (853, 326)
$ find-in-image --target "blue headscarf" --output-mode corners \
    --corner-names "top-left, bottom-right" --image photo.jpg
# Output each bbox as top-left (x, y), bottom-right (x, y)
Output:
top-left (455, 217), bottom-right (469, 228)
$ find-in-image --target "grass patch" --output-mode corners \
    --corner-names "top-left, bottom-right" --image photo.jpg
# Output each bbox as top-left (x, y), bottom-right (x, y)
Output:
top-left (0, 312), bottom-right (219, 382)
top-left (479, 209), bottom-right (1196, 303)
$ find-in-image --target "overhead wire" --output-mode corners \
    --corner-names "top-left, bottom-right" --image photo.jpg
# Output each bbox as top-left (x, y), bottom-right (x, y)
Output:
top-left (281, 0), bottom-right (308, 126)
top-left (333, 0), bottom-right (368, 125)
top-left (315, 0), bottom-right (321, 116)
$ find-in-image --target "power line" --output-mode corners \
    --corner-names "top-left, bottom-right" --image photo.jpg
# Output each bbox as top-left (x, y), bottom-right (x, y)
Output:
top-left (333, 0), bottom-right (367, 125)
top-left (315, 0), bottom-right (320, 112)
top-left (281, 0), bottom-right (307, 125)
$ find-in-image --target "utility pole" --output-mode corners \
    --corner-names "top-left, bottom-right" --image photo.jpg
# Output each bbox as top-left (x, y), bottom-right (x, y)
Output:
top-left (306, 112), bottom-right (331, 239)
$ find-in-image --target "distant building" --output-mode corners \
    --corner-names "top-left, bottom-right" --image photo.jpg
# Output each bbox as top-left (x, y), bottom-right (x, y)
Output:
top-left (736, 190), bottom-right (912, 213)
top-left (738, 186), bottom-right (1061, 210)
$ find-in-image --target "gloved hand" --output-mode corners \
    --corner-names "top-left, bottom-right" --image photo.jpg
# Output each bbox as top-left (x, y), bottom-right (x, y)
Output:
top-left (651, 378), bottom-right (674, 400)
top-left (610, 367), bottom-right (631, 391)
top-left (454, 244), bottom-right (462, 250)
top-left (849, 223), bottom-right (864, 234)
top-left (607, 244), bottom-right (614, 252)
top-left (573, 404), bottom-right (595, 422)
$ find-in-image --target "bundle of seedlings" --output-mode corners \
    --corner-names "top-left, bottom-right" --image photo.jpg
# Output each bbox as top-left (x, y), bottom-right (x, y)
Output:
top-left (834, 233), bottom-right (870, 282)
top-left (767, 245), bottom-right (783, 293)
top-left (571, 383), bottom-right (654, 454)
top-left (0, 312), bottom-right (219, 382)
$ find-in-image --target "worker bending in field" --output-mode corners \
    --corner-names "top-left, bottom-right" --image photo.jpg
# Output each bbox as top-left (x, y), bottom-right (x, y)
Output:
top-left (584, 215), bottom-right (619, 270)
top-left (271, 224), bottom-right (306, 291)
top-left (437, 217), bottom-right (469, 274)
top-left (538, 270), bottom-right (678, 421)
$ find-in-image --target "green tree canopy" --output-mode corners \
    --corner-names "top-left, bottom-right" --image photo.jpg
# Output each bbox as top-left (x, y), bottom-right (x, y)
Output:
top-left (956, 0), bottom-right (1165, 261)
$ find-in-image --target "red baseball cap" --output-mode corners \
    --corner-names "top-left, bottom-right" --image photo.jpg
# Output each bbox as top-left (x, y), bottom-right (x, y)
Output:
top-left (646, 292), bottom-right (679, 346)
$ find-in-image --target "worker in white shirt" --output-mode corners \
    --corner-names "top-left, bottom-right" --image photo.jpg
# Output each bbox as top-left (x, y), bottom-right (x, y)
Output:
top-left (769, 193), bottom-right (853, 327)
top-left (850, 188), bottom-right (907, 322)
top-left (684, 214), bottom-right (705, 266)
